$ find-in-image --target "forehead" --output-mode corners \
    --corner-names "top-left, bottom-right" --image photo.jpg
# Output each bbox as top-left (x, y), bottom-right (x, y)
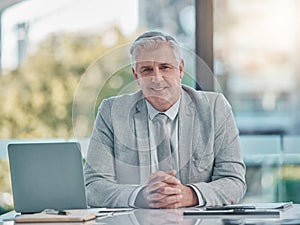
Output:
top-left (134, 43), bottom-right (178, 66)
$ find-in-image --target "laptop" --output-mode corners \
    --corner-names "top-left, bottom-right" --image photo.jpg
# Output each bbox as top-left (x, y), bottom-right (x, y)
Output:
top-left (8, 142), bottom-right (88, 213)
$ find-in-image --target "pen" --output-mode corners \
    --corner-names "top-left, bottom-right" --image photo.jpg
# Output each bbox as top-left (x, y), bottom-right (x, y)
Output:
top-left (43, 209), bottom-right (69, 215)
top-left (95, 212), bottom-right (114, 222)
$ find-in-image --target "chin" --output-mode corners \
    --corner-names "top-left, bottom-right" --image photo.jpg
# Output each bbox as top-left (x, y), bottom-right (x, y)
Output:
top-left (148, 97), bottom-right (173, 111)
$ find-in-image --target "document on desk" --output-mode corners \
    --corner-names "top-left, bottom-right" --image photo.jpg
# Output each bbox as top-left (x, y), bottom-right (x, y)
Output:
top-left (14, 209), bottom-right (96, 223)
top-left (184, 208), bottom-right (280, 218)
top-left (203, 202), bottom-right (293, 211)
top-left (250, 201), bottom-right (293, 210)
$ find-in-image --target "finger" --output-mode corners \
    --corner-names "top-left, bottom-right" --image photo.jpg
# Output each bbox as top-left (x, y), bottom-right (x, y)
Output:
top-left (146, 181), bottom-right (167, 193)
top-left (147, 187), bottom-right (182, 201)
top-left (148, 194), bottom-right (183, 209)
top-left (148, 173), bottom-right (180, 185)
top-left (167, 170), bottom-right (177, 176)
top-left (146, 183), bottom-right (181, 195)
top-left (148, 170), bottom-right (178, 182)
top-left (147, 192), bottom-right (166, 202)
top-left (147, 171), bottom-right (170, 183)
top-left (149, 193), bottom-right (182, 205)
top-left (163, 175), bottom-right (181, 185)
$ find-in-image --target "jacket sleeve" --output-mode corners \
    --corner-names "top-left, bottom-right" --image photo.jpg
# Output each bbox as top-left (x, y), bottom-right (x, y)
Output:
top-left (192, 94), bottom-right (247, 206)
top-left (84, 99), bottom-right (139, 207)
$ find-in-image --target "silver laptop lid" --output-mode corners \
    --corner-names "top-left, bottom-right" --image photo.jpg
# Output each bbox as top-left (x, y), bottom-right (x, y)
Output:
top-left (8, 142), bottom-right (87, 213)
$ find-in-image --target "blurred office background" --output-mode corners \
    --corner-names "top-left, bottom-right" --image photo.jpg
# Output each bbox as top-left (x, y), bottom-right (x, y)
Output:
top-left (1, 0), bottom-right (300, 213)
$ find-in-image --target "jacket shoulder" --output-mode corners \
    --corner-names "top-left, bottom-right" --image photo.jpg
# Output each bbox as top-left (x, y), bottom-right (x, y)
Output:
top-left (182, 85), bottom-right (228, 105)
top-left (99, 91), bottom-right (143, 110)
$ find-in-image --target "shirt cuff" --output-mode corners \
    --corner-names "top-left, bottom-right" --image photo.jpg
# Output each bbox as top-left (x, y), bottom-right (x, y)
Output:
top-left (128, 185), bottom-right (145, 208)
top-left (187, 184), bottom-right (206, 207)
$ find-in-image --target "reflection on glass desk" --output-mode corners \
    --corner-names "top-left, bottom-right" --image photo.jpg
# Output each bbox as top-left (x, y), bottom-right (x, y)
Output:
top-left (96, 206), bottom-right (300, 225)
top-left (1, 205), bottom-right (300, 225)
top-left (97, 208), bottom-right (201, 225)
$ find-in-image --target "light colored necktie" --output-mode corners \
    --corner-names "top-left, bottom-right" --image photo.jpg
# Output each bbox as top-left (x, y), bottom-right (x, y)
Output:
top-left (153, 113), bottom-right (173, 171)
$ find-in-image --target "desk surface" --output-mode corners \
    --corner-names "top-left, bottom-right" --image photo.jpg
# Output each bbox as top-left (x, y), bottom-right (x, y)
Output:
top-left (1, 205), bottom-right (300, 225)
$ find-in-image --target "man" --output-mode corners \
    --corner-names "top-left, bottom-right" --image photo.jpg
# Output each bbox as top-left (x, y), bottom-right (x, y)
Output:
top-left (84, 31), bottom-right (246, 209)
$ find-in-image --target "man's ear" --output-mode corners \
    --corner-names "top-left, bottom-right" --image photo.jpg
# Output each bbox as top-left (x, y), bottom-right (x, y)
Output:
top-left (179, 59), bottom-right (185, 79)
top-left (132, 67), bottom-right (140, 85)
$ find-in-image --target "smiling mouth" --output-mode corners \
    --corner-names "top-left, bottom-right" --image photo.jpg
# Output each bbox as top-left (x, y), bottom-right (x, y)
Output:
top-left (151, 87), bottom-right (167, 91)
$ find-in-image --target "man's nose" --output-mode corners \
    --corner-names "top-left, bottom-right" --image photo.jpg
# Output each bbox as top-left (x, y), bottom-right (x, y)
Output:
top-left (151, 67), bottom-right (163, 82)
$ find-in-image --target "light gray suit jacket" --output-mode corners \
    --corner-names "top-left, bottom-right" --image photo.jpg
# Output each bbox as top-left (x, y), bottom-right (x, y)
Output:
top-left (84, 85), bottom-right (246, 207)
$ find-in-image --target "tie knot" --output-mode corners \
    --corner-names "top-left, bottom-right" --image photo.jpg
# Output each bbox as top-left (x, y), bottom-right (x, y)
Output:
top-left (154, 113), bottom-right (168, 123)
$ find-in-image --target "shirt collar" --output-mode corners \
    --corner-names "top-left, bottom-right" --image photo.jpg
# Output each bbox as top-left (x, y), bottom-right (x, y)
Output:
top-left (146, 97), bottom-right (181, 121)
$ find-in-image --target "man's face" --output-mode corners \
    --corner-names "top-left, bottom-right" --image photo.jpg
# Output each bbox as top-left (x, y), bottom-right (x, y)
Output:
top-left (132, 43), bottom-right (184, 112)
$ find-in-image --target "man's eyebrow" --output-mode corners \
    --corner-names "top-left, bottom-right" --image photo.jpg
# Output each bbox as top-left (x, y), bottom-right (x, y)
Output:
top-left (159, 63), bottom-right (172, 66)
top-left (139, 65), bottom-right (153, 70)
top-left (159, 62), bottom-right (177, 67)
top-left (139, 62), bottom-right (174, 68)
top-left (140, 65), bottom-right (152, 68)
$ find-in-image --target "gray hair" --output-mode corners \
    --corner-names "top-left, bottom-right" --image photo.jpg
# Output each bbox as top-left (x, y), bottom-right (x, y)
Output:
top-left (129, 31), bottom-right (183, 68)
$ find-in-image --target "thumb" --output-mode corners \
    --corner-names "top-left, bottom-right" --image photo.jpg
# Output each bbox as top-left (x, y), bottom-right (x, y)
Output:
top-left (168, 170), bottom-right (177, 176)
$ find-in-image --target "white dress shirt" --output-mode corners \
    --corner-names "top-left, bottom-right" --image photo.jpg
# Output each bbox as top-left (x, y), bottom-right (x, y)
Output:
top-left (129, 97), bottom-right (205, 207)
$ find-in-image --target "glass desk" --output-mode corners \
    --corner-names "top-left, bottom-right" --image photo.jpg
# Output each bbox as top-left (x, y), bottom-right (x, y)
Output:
top-left (1, 205), bottom-right (300, 225)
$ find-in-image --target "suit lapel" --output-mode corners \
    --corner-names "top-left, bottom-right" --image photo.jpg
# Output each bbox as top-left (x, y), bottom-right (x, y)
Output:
top-left (178, 86), bottom-right (213, 184)
top-left (178, 91), bottom-right (195, 184)
top-left (134, 99), bottom-right (151, 184)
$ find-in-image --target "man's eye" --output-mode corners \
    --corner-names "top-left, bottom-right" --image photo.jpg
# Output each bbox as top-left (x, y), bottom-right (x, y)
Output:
top-left (141, 68), bottom-right (152, 73)
top-left (160, 65), bottom-right (171, 70)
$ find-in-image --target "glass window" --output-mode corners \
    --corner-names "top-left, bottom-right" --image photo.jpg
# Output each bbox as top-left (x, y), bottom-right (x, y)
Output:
top-left (214, 0), bottom-right (300, 203)
top-left (214, 0), bottom-right (300, 135)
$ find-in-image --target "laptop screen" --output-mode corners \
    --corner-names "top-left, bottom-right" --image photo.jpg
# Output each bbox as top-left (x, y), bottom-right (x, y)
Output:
top-left (8, 142), bottom-right (87, 213)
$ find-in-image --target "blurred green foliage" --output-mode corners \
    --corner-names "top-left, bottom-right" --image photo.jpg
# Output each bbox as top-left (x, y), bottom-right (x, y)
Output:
top-left (0, 159), bottom-right (11, 214)
top-left (0, 160), bottom-right (10, 193)
top-left (0, 28), bottom-right (132, 139)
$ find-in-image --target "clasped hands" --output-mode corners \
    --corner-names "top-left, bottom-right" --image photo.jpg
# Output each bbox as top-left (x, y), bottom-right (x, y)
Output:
top-left (135, 170), bottom-right (198, 209)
